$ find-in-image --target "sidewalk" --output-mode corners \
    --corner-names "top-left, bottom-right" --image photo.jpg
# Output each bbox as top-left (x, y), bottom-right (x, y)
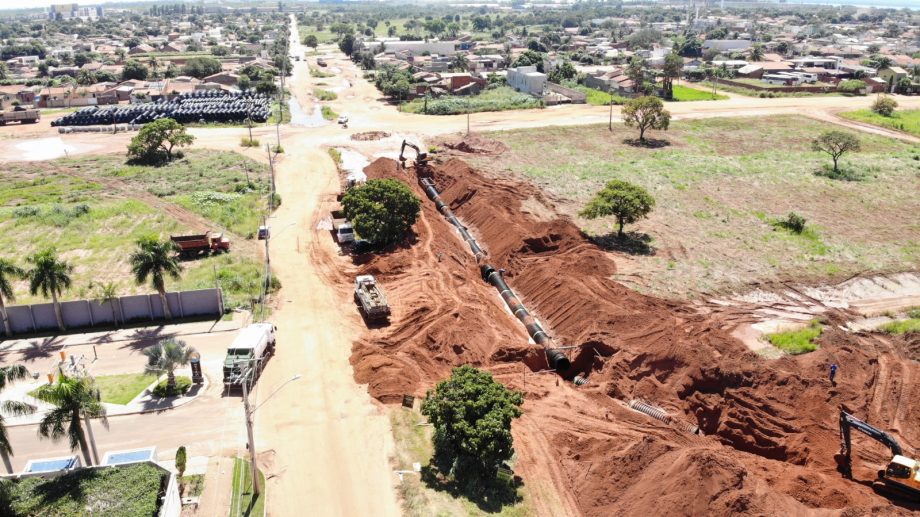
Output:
top-left (0, 318), bottom-right (242, 353)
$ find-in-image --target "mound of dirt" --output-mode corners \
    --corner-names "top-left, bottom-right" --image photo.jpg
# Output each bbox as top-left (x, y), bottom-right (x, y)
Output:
top-left (350, 131), bottom-right (391, 141)
top-left (439, 134), bottom-right (509, 155)
top-left (346, 156), bottom-right (919, 515)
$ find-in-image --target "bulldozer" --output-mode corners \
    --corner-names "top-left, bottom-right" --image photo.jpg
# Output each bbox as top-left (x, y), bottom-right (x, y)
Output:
top-left (398, 140), bottom-right (428, 169)
top-left (836, 409), bottom-right (920, 503)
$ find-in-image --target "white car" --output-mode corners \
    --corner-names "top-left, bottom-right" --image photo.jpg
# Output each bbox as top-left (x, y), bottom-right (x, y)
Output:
top-left (337, 115), bottom-right (349, 125)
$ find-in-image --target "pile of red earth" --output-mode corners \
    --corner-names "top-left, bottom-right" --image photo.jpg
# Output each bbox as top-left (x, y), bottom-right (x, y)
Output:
top-left (438, 134), bottom-right (509, 155)
top-left (349, 157), bottom-right (919, 515)
top-left (350, 131), bottom-right (391, 141)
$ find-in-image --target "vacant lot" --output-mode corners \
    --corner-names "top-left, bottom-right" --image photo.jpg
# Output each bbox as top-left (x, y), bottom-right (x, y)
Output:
top-left (463, 115), bottom-right (920, 297)
top-left (400, 86), bottom-right (543, 115)
top-left (840, 108), bottom-right (920, 138)
top-left (0, 150), bottom-right (269, 308)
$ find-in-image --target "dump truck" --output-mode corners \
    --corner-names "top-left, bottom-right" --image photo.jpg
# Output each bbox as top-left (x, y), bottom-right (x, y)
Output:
top-left (354, 275), bottom-right (390, 321)
top-left (223, 323), bottom-right (276, 389)
top-left (0, 106), bottom-right (40, 125)
top-left (170, 232), bottom-right (230, 258)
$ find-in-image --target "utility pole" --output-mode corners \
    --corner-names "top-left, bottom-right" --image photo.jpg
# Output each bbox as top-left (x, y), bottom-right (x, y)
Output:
top-left (241, 373), bottom-right (261, 497)
top-left (266, 144), bottom-right (276, 212)
top-left (608, 98), bottom-right (613, 131)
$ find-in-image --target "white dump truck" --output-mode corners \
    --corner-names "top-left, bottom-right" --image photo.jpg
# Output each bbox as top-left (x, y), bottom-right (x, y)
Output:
top-left (222, 323), bottom-right (276, 388)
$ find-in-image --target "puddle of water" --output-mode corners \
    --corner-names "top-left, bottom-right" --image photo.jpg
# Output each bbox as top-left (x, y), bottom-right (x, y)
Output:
top-left (14, 137), bottom-right (82, 161)
top-left (335, 147), bottom-right (369, 183)
top-left (288, 96), bottom-right (328, 127)
top-left (331, 80), bottom-right (352, 94)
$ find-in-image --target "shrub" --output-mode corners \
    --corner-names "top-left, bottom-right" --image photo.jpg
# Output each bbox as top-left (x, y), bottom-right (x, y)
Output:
top-left (776, 212), bottom-right (807, 234)
top-left (151, 376), bottom-right (192, 398)
top-left (272, 145), bottom-right (284, 154)
top-left (12, 206), bottom-right (40, 218)
top-left (314, 88), bottom-right (337, 101)
top-left (240, 137), bottom-right (260, 148)
top-left (767, 320), bottom-right (822, 354)
top-left (327, 148), bottom-right (342, 166)
top-left (321, 106), bottom-right (337, 120)
top-left (871, 96), bottom-right (898, 117)
top-left (879, 318), bottom-right (920, 335)
top-left (837, 79), bottom-right (866, 95)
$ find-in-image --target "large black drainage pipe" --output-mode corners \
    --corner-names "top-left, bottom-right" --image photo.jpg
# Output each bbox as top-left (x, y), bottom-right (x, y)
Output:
top-left (419, 178), bottom-right (571, 372)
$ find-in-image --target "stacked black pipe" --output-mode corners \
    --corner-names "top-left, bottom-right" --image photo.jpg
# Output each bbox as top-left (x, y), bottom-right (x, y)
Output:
top-left (419, 177), bottom-right (571, 372)
top-left (51, 90), bottom-right (272, 127)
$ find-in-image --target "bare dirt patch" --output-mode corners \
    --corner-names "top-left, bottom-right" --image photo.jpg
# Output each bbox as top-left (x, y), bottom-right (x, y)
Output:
top-left (351, 131), bottom-right (392, 141)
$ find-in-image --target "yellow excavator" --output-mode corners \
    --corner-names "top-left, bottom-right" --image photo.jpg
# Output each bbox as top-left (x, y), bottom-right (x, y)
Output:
top-left (398, 140), bottom-right (429, 169)
top-left (837, 409), bottom-right (920, 503)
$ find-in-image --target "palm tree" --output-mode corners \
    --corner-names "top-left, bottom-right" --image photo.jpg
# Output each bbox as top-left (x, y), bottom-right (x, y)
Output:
top-left (95, 281), bottom-right (121, 327)
top-left (451, 53), bottom-right (469, 72)
top-left (147, 56), bottom-right (160, 79)
top-left (0, 365), bottom-right (35, 473)
top-left (34, 373), bottom-right (107, 466)
top-left (143, 338), bottom-right (196, 391)
top-left (130, 237), bottom-right (182, 321)
top-left (0, 259), bottom-right (24, 338)
top-left (750, 44), bottom-right (765, 62)
top-left (27, 248), bottom-right (72, 332)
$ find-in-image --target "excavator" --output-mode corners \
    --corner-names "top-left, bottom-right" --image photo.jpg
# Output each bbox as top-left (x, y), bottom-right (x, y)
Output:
top-left (398, 140), bottom-right (428, 169)
top-left (837, 409), bottom-right (920, 503)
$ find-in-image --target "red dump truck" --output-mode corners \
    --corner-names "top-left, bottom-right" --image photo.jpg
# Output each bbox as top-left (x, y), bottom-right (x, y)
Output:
top-left (0, 106), bottom-right (40, 125)
top-left (170, 232), bottom-right (231, 258)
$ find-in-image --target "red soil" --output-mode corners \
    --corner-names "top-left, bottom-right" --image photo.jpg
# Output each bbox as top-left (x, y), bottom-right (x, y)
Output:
top-left (347, 156), bottom-right (919, 516)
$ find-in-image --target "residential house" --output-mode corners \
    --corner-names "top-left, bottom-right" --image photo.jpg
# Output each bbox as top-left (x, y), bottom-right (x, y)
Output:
top-left (128, 44), bottom-right (155, 55)
top-left (878, 66), bottom-right (908, 92)
top-left (506, 65), bottom-right (546, 96)
top-left (202, 72), bottom-right (240, 87)
top-left (702, 40), bottom-right (752, 53)
top-left (162, 42), bottom-right (187, 53)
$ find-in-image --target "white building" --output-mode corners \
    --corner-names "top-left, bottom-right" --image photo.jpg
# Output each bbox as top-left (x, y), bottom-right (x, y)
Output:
top-left (506, 65), bottom-right (546, 96)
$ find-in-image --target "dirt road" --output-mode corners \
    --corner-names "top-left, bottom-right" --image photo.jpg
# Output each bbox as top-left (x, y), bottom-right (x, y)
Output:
top-left (245, 19), bottom-right (400, 517)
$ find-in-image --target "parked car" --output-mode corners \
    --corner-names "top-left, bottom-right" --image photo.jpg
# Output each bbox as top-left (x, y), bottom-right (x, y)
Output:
top-left (337, 114), bottom-right (349, 125)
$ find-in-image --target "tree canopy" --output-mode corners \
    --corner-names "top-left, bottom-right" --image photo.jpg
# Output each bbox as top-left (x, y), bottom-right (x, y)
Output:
top-left (121, 60), bottom-right (149, 81)
top-left (127, 118), bottom-right (195, 163)
top-left (811, 130), bottom-right (860, 174)
top-left (622, 96), bottom-right (671, 142)
top-left (342, 179), bottom-right (420, 245)
top-left (180, 56), bottom-right (221, 78)
top-left (421, 365), bottom-right (523, 489)
top-left (580, 179), bottom-right (655, 237)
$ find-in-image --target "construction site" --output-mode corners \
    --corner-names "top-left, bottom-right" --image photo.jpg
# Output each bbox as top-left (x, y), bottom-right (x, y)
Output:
top-left (321, 139), bottom-right (920, 516)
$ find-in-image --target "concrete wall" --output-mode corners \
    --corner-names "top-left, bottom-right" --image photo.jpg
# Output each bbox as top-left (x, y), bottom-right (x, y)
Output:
top-left (545, 82), bottom-right (586, 104)
top-left (1, 288), bottom-right (222, 337)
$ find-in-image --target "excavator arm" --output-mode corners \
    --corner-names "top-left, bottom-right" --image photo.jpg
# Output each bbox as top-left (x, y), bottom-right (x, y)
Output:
top-left (398, 140), bottom-right (428, 168)
top-left (838, 409), bottom-right (903, 478)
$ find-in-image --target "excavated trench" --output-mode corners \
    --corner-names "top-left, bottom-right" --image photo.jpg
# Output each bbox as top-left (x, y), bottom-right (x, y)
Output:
top-left (348, 155), bottom-right (919, 514)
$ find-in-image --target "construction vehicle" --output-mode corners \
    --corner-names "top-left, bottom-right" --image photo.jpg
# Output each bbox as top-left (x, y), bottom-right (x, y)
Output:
top-left (0, 106), bottom-right (40, 125)
top-left (398, 140), bottom-right (429, 168)
top-left (354, 275), bottom-right (390, 321)
top-left (223, 323), bottom-right (276, 389)
top-left (170, 231), bottom-right (230, 258)
top-left (837, 409), bottom-right (920, 502)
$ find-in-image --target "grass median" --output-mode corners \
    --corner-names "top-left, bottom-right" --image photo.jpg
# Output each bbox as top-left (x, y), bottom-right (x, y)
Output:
top-left (230, 457), bottom-right (265, 517)
top-left (839, 109), bottom-right (920, 138)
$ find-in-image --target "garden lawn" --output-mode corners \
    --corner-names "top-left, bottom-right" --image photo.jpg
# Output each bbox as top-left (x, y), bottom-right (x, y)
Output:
top-left (839, 109), bottom-right (920, 138)
top-left (94, 373), bottom-right (158, 404)
top-left (573, 86), bottom-right (628, 106)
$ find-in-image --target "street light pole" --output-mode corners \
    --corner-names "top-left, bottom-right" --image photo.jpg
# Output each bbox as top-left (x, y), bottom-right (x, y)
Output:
top-left (608, 98), bottom-right (613, 131)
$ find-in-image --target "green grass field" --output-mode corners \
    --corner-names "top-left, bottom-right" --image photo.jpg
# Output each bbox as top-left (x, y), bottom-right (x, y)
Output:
top-left (767, 320), bottom-right (823, 354)
top-left (314, 88), bottom-right (337, 101)
top-left (230, 457), bottom-right (265, 517)
top-left (670, 84), bottom-right (729, 101)
top-left (94, 373), bottom-right (158, 404)
top-left (839, 109), bottom-right (920, 138)
top-left (467, 115), bottom-right (920, 297)
top-left (0, 151), bottom-right (270, 309)
top-left (400, 86), bottom-right (543, 115)
top-left (574, 86), bottom-right (628, 106)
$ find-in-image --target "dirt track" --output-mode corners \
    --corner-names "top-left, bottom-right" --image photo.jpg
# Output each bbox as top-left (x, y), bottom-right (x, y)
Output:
top-left (345, 155), bottom-right (919, 515)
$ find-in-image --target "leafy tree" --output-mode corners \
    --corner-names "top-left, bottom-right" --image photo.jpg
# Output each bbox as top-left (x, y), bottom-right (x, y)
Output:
top-left (0, 259), bottom-right (24, 337)
top-left (580, 180), bottom-right (655, 237)
top-left (75, 69), bottom-right (96, 85)
top-left (547, 60), bottom-right (577, 83)
top-left (121, 59), bottom-right (149, 80)
top-left (812, 131), bottom-right (860, 175)
top-left (872, 95), bottom-right (897, 117)
top-left (143, 338), bottom-right (196, 391)
top-left (130, 237), bottom-right (182, 320)
top-left (175, 446), bottom-right (187, 478)
top-left (163, 63), bottom-right (179, 79)
top-left (339, 34), bottom-right (356, 56)
top-left (673, 36), bottom-right (701, 57)
top-left (895, 77), bottom-right (911, 95)
top-left (837, 79), bottom-right (866, 94)
top-left (421, 365), bottom-right (523, 489)
top-left (0, 365), bottom-right (35, 473)
top-left (511, 49), bottom-right (545, 72)
top-left (181, 56), bottom-right (221, 78)
top-left (34, 374), bottom-right (108, 466)
top-left (26, 248), bottom-right (72, 331)
top-left (211, 46), bottom-right (230, 56)
top-left (627, 28), bottom-right (662, 50)
top-left (146, 56), bottom-right (160, 78)
top-left (303, 34), bottom-right (318, 49)
top-left (342, 179), bottom-right (420, 245)
top-left (625, 55), bottom-right (647, 91)
top-left (127, 118), bottom-right (195, 163)
top-left (775, 41), bottom-right (790, 56)
top-left (622, 96), bottom-right (671, 142)
top-left (661, 52), bottom-right (683, 100)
